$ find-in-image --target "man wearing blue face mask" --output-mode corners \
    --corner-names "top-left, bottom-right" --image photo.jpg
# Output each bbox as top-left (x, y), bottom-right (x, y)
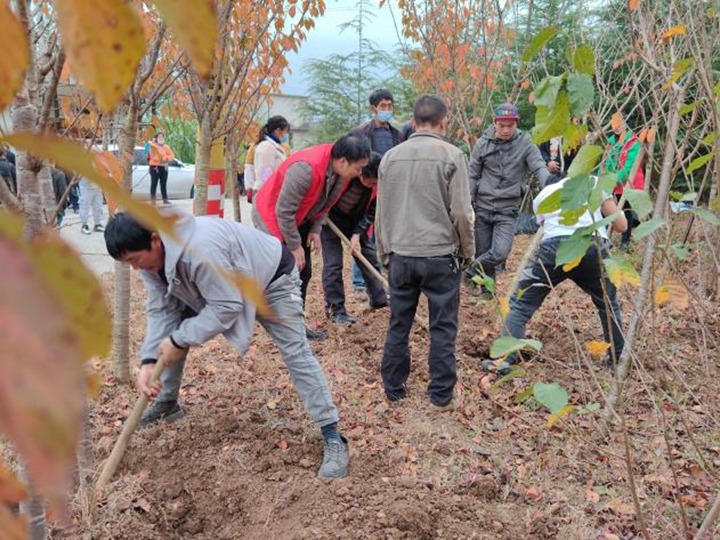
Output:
top-left (349, 89), bottom-right (406, 295)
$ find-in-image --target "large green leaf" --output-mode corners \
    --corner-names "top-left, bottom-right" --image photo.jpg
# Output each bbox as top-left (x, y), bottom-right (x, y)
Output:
top-left (679, 101), bottom-right (699, 115)
top-left (567, 73), bottom-right (594, 117)
top-left (537, 188), bottom-right (562, 214)
top-left (687, 153), bottom-right (714, 174)
top-left (562, 122), bottom-right (588, 153)
top-left (534, 75), bottom-right (564, 108)
top-left (689, 207), bottom-right (720, 226)
top-left (572, 43), bottom-right (596, 75)
top-left (588, 173), bottom-right (617, 212)
top-left (556, 231), bottom-right (592, 267)
top-left (624, 189), bottom-right (653, 219)
top-left (490, 336), bottom-right (543, 359)
top-left (522, 26), bottom-right (558, 63)
top-left (567, 145), bottom-right (604, 178)
top-left (532, 91), bottom-right (571, 145)
top-left (664, 58), bottom-right (694, 89)
top-left (533, 382), bottom-right (569, 415)
top-left (560, 174), bottom-right (593, 210)
top-left (634, 218), bottom-right (667, 239)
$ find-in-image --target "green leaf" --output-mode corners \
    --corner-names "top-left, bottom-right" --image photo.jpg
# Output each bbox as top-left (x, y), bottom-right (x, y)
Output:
top-left (701, 132), bottom-right (716, 146)
top-left (560, 174), bottom-right (593, 210)
top-left (567, 145), bottom-right (604, 178)
top-left (678, 101), bottom-right (699, 115)
top-left (534, 75), bottom-right (564, 108)
top-left (604, 256), bottom-right (641, 287)
top-left (680, 192), bottom-right (697, 202)
top-left (537, 188), bottom-right (562, 214)
top-left (514, 386), bottom-right (534, 404)
top-left (670, 243), bottom-right (690, 261)
top-left (577, 402), bottom-right (601, 415)
top-left (532, 91), bottom-right (571, 145)
top-left (588, 174), bottom-right (617, 212)
top-left (562, 122), bottom-right (588, 153)
top-left (533, 382), bottom-right (569, 415)
top-left (624, 189), bottom-right (653, 219)
top-left (633, 218), bottom-right (667, 239)
top-left (687, 153), bottom-right (714, 174)
top-left (556, 231), bottom-right (592, 267)
top-left (567, 73), bottom-right (594, 117)
top-left (522, 26), bottom-right (559, 63)
top-left (559, 207), bottom-right (588, 226)
top-left (489, 336), bottom-right (543, 359)
top-left (689, 207), bottom-right (720, 226)
top-left (489, 367), bottom-right (528, 393)
top-left (664, 58), bottom-right (694, 89)
top-left (471, 274), bottom-right (496, 293)
top-left (573, 43), bottom-right (596, 75)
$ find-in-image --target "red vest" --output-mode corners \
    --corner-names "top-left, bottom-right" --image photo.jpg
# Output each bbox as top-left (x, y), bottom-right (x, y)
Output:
top-left (254, 144), bottom-right (335, 241)
top-left (605, 135), bottom-right (645, 195)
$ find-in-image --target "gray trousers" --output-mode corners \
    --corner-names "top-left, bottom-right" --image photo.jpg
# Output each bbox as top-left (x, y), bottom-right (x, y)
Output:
top-left (470, 208), bottom-right (517, 281)
top-left (79, 180), bottom-right (104, 227)
top-left (156, 269), bottom-right (340, 428)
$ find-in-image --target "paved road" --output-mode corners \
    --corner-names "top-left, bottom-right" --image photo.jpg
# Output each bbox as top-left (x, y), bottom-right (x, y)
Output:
top-left (59, 198), bottom-right (254, 276)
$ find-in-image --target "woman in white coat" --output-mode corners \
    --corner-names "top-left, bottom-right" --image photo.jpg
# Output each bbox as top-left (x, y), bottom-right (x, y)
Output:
top-left (252, 115), bottom-right (291, 196)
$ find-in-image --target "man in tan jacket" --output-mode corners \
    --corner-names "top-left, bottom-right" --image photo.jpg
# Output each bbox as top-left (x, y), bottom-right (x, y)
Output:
top-left (375, 94), bottom-right (475, 409)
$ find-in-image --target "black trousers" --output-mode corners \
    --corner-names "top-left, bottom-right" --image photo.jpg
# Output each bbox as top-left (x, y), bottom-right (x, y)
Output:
top-left (503, 237), bottom-right (625, 364)
top-left (381, 254), bottom-right (461, 406)
top-left (150, 165), bottom-right (168, 201)
top-left (320, 214), bottom-right (386, 315)
top-left (298, 222), bottom-right (312, 306)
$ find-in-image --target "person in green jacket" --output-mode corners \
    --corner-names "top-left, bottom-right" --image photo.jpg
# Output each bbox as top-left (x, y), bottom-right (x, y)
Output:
top-left (599, 118), bottom-right (645, 250)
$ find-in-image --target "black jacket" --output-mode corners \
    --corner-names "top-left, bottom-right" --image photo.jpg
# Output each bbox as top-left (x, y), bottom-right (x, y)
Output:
top-left (350, 121), bottom-right (405, 153)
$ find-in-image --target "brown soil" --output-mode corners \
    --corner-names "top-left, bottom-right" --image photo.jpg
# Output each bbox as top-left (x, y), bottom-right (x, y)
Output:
top-left (58, 231), bottom-right (720, 540)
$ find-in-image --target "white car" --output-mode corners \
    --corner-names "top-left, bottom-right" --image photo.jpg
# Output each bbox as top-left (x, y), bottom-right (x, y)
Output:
top-left (125, 147), bottom-right (196, 200)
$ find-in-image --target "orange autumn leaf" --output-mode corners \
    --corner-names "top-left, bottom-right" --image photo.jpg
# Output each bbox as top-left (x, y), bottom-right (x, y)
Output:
top-left (610, 112), bottom-right (623, 131)
top-left (661, 25), bottom-right (687, 42)
top-left (0, 3), bottom-right (29, 112)
top-left (521, 79), bottom-right (530, 90)
top-left (629, 0), bottom-right (640, 11)
top-left (585, 341), bottom-right (611, 359)
top-left (655, 277), bottom-right (689, 311)
top-left (528, 91), bottom-right (535, 104)
top-left (646, 127), bottom-right (656, 143)
top-left (638, 128), bottom-right (648, 142)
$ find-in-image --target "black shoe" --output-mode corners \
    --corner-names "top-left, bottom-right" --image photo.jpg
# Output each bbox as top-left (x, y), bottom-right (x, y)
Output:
top-left (369, 300), bottom-right (388, 310)
top-left (385, 389), bottom-right (406, 402)
top-left (481, 358), bottom-right (515, 376)
top-left (331, 312), bottom-right (356, 325)
top-left (306, 327), bottom-right (327, 341)
top-left (138, 400), bottom-right (184, 429)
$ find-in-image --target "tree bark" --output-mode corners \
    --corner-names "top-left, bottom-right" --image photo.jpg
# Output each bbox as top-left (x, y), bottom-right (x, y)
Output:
top-left (18, 465), bottom-right (46, 540)
top-left (194, 115), bottom-right (212, 216)
top-left (225, 132), bottom-right (240, 222)
top-left (111, 100), bottom-right (139, 383)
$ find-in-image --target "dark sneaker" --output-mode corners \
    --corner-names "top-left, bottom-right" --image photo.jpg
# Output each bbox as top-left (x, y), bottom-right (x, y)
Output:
top-left (81, 224), bottom-right (91, 235)
top-left (93, 224), bottom-right (105, 232)
top-left (138, 400), bottom-right (184, 429)
top-left (331, 312), bottom-right (356, 325)
top-left (162, 199), bottom-right (171, 205)
top-left (385, 389), bottom-right (406, 402)
top-left (481, 358), bottom-right (514, 376)
top-left (318, 435), bottom-right (349, 479)
top-left (369, 300), bottom-right (388, 310)
top-left (306, 327), bottom-right (327, 341)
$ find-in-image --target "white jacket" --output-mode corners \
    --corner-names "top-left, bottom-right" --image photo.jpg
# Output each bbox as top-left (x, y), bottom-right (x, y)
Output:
top-left (253, 136), bottom-right (288, 194)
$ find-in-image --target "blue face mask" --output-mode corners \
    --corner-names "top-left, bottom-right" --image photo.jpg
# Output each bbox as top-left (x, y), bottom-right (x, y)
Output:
top-left (376, 111), bottom-right (393, 123)
top-left (280, 132), bottom-right (290, 143)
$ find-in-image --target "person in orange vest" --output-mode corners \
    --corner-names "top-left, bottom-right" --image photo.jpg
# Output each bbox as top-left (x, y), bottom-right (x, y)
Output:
top-left (251, 134), bottom-right (371, 341)
top-left (148, 132), bottom-right (175, 204)
top-left (599, 119), bottom-right (645, 250)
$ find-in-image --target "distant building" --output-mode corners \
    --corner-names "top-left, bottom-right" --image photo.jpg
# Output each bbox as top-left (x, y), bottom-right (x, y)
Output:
top-left (256, 93), bottom-right (312, 151)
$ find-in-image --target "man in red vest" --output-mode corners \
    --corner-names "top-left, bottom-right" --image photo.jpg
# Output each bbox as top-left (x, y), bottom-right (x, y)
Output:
top-left (252, 134), bottom-right (371, 340)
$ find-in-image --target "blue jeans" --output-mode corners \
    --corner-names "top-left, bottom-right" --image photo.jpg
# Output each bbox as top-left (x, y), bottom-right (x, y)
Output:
top-left (157, 269), bottom-right (339, 428)
top-left (503, 238), bottom-right (624, 364)
top-left (381, 254), bottom-right (461, 405)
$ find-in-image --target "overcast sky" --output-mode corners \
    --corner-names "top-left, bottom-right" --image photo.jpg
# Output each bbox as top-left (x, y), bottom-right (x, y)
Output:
top-left (280, 0), bottom-right (403, 95)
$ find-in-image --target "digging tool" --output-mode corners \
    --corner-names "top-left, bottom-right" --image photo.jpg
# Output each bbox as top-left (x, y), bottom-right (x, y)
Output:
top-left (326, 218), bottom-right (429, 332)
top-left (96, 359), bottom-right (166, 490)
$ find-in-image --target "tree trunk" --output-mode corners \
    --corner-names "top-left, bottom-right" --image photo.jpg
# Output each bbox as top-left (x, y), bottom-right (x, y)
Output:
top-left (18, 465), bottom-right (46, 540)
top-left (193, 115), bottom-right (212, 216)
top-left (225, 133), bottom-right (240, 222)
top-left (111, 100), bottom-right (138, 383)
top-left (603, 89), bottom-right (685, 422)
